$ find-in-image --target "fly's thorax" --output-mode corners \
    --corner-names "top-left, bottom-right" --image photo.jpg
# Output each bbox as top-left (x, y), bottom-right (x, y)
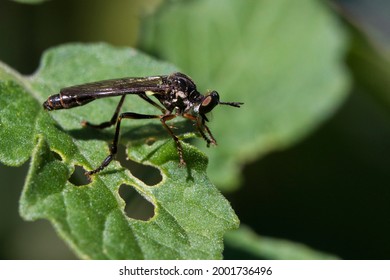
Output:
top-left (167, 89), bottom-right (193, 114)
top-left (164, 72), bottom-right (205, 113)
top-left (168, 72), bottom-right (197, 94)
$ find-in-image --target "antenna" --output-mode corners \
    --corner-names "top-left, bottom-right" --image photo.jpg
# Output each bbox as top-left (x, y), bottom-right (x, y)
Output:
top-left (219, 101), bottom-right (244, 108)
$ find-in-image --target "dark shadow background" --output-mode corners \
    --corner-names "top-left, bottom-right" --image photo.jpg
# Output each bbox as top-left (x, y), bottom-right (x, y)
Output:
top-left (0, 0), bottom-right (389, 259)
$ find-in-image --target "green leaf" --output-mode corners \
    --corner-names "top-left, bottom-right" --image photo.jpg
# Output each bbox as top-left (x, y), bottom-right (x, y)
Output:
top-left (140, 0), bottom-right (351, 190)
top-left (225, 225), bottom-right (338, 260)
top-left (0, 80), bottom-right (40, 166)
top-left (0, 43), bottom-right (239, 259)
top-left (346, 21), bottom-right (390, 107)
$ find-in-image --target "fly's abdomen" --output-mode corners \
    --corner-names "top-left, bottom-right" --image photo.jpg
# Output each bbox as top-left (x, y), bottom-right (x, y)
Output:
top-left (43, 93), bottom-right (95, 111)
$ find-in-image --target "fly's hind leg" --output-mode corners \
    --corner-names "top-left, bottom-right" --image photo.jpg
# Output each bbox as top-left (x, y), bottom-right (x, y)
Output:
top-left (85, 110), bottom-right (187, 176)
top-left (82, 95), bottom-right (126, 129)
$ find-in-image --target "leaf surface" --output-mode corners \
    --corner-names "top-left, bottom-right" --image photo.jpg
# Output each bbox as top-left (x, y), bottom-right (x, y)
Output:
top-left (0, 43), bottom-right (239, 259)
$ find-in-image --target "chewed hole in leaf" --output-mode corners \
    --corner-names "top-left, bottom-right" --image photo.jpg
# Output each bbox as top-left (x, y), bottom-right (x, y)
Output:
top-left (125, 158), bottom-right (162, 186)
top-left (119, 184), bottom-right (155, 221)
top-left (51, 151), bottom-right (63, 161)
top-left (68, 165), bottom-right (90, 186)
top-left (117, 144), bottom-right (162, 186)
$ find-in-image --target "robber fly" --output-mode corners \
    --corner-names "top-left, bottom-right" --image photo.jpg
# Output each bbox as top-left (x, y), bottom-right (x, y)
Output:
top-left (43, 72), bottom-right (243, 176)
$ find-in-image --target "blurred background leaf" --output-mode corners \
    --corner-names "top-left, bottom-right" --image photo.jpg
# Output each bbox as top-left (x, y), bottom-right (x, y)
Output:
top-left (345, 18), bottom-right (390, 107)
top-left (140, 0), bottom-right (351, 190)
top-left (224, 225), bottom-right (338, 260)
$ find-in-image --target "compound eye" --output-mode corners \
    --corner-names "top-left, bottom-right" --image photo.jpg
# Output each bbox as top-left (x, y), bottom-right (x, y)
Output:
top-left (199, 91), bottom-right (220, 114)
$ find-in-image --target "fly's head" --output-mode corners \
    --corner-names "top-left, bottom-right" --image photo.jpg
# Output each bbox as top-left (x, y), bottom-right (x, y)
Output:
top-left (198, 90), bottom-right (244, 122)
top-left (167, 72), bottom-right (244, 119)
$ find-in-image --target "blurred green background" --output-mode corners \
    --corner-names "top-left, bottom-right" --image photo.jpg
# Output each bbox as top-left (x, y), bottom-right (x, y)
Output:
top-left (1, 0), bottom-right (390, 259)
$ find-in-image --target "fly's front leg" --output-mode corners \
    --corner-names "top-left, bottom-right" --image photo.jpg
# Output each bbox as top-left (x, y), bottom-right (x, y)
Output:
top-left (86, 111), bottom-right (160, 176)
top-left (82, 95), bottom-right (126, 129)
top-left (184, 113), bottom-right (217, 147)
top-left (201, 121), bottom-right (217, 147)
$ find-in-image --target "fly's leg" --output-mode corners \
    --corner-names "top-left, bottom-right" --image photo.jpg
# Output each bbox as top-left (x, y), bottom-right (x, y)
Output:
top-left (201, 121), bottom-right (217, 147)
top-left (160, 114), bottom-right (186, 166)
top-left (138, 93), bottom-right (166, 113)
top-left (138, 93), bottom-right (186, 162)
top-left (81, 95), bottom-right (126, 129)
top-left (183, 113), bottom-right (217, 147)
top-left (85, 111), bottom-right (160, 176)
